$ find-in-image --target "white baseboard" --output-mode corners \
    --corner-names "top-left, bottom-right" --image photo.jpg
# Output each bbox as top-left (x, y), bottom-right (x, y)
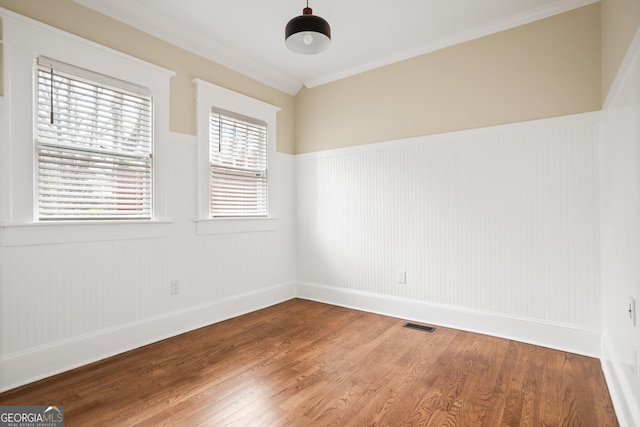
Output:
top-left (0, 282), bottom-right (295, 393)
top-left (0, 281), bottom-right (603, 394)
top-left (296, 282), bottom-right (601, 357)
top-left (600, 334), bottom-right (640, 427)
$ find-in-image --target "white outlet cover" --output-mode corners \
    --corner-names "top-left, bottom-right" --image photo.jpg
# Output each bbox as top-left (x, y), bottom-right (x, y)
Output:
top-left (397, 270), bottom-right (407, 284)
top-left (170, 280), bottom-right (180, 295)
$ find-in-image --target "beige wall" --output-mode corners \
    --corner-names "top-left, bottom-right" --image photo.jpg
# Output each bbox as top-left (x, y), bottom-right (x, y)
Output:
top-left (0, 2), bottom-right (614, 155)
top-left (0, 0), bottom-right (296, 154)
top-left (296, 4), bottom-right (601, 154)
top-left (601, 0), bottom-right (640, 102)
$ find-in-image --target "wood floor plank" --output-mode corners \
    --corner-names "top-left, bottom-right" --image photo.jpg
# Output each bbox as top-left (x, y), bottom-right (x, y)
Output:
top-left (0, 299), bottom-right (618, 426)
top-left (484, 340), bottom-right (528, 426)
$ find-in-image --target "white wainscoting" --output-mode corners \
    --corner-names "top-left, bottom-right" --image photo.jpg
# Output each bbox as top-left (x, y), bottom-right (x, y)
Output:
top-left (0, 133), bottom-right (297, 392)
top-left (599, 28), bottom-right (640, 427)
top-left (296, 111), bottom-right (601, 356)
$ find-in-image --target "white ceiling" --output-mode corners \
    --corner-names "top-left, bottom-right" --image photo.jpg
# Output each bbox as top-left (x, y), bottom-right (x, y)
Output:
top-left (73, 0), bottom-right (597, 95)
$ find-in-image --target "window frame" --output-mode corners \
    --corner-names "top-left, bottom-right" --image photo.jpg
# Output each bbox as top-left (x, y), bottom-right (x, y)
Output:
top-left (0, 9), bottom-right (174, 227)
top-left (194, 78), bottom-right (280, 235)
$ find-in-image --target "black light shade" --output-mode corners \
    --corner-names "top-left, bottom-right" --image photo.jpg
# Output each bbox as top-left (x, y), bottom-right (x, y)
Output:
top-left (285, 6), bottom-right (331, 54)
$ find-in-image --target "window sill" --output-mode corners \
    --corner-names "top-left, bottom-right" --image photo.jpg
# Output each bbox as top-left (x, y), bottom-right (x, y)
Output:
top-left (0, 220), bottom-right (173, 247)
top-left (195, 217), bottom-right (279, 235)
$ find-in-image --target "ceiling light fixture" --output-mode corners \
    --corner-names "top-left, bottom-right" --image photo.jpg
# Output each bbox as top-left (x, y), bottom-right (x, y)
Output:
top-left (285, 1), bottom-right (331, 55)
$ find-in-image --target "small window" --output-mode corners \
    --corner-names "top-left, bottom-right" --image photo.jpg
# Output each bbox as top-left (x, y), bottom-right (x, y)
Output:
top-left (194, 78), bottom-right (279, 230)
top-left (209, 110), bottom-right (268, 217)
top-left (35, 57), bottom-right (153, 220)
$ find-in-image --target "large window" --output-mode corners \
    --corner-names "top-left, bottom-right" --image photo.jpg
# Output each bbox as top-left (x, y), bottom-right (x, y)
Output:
top-left (209, 110), bottom-right (268, 217)
top-left (35, 57), bottom-right (153, 220)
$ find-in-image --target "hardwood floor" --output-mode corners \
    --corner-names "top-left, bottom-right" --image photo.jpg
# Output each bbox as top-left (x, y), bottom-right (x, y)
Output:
top-left (0, 299), bottom-right (618, 426)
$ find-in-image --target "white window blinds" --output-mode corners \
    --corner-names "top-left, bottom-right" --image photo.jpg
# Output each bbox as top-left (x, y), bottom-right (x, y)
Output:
top-left (35, 57), bottom-right (153, 220)
top-left (209, 110), bottom-right (268, 217)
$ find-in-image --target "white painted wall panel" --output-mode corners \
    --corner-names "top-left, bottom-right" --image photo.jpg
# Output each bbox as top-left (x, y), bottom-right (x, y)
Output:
top-left (0, 134), bottom-right (297, 389)
top-left (297, 112), bottom-right (601, 330)
top-left (600, 29), bottom-right (640, 426)
top-left (0, 238), bottom-right (169, 353)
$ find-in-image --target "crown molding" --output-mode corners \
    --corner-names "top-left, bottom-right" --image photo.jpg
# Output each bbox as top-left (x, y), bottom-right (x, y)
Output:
top-left (303, 0), bottom-right (600, 88)
top-left (73, 0), bottom-right (598, 94)
top-left (73, 0), bottom-right (303, 95)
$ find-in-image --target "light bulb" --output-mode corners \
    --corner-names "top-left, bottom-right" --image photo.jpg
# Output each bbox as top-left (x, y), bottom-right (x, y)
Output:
top-left (303, 34), bottom-right (314, 45)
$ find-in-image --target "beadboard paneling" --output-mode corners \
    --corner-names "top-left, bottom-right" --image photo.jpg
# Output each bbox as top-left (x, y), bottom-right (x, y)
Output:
top-left (297, 112), bottom-right (601, 331)
top-left (0, 238), bottom-right (169, 354)
top-left (599, 28), bottom-right (640, 426)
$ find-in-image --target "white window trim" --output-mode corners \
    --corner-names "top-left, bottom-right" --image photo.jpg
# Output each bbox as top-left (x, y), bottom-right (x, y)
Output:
top-left (193, 78), bottom-right (280, 235)
top-left (0, 8), bottom-right (174, 243)
top-left (0, 220), bottom-right (172, 247)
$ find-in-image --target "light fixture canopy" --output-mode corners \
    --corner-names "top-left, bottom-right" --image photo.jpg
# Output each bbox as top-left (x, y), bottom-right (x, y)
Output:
top-left (285, 2), bottom-right (331, 55)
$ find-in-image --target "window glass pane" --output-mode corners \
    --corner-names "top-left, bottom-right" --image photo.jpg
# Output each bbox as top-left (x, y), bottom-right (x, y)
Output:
top-left (209, 111), bottom-right (268, 217)
top-left (35, 59), bottom-right (153, 220)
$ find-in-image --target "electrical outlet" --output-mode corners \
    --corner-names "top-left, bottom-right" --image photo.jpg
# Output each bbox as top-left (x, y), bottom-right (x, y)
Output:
top-left (629, 297), bottom-right (636, 327)
top-left (170, 280), bottom-right (180, 295)
top-left (397, 270), bottom-right (407, 285)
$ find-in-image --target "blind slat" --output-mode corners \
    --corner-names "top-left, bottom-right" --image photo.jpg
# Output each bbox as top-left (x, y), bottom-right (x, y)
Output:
top-left (209, 111), bottom-right (268, 217)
